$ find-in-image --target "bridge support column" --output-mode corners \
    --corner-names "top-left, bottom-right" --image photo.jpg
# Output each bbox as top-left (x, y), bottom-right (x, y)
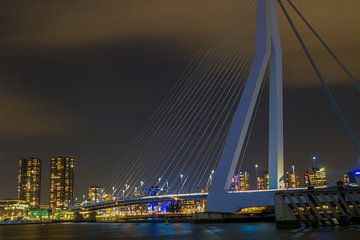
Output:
top-left (268, 0), bottom-right (284, 189)
top-left (74, 211), bottom-right (97, 222)
top-left (207, 0), bottom-right (283, 213)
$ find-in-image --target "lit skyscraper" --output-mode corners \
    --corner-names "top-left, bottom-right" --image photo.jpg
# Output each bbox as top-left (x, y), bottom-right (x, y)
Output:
top-left (17, 158), bottom-right (41, 209)
top-left (49, 156), bottom-right (75, 210)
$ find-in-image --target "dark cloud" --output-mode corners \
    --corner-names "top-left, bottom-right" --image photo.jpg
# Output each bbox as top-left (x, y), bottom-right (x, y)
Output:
top-left (0, 0), bottom-right (234, 48)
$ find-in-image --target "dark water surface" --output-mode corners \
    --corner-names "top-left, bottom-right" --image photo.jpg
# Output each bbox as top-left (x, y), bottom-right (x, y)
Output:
top-left (0, 222), bottom-right (359, 240)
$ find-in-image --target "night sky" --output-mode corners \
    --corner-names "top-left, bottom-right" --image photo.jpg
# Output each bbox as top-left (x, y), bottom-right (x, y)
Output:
top-left (0, 0), bottom-right (359, 203)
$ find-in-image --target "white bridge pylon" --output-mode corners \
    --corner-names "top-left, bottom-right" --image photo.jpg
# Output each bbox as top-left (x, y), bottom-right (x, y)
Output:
top-left (207, 0), bottom-right (284, 213)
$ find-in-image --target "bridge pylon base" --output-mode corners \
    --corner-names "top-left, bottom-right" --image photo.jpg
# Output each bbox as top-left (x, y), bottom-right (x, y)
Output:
top-left (74, 211), bottom-right (97, 222)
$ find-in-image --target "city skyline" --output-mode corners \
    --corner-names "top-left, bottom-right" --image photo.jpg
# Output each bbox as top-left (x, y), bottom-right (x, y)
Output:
top-left (15, 156), bottom-right (76, 206)
top-left (0, 2), bottom-right (360, 236)
top-left (0, 0), bottom-right (359, 204)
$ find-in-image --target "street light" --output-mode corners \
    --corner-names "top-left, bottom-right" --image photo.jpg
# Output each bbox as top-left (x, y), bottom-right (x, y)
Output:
top-left (255, 164), bottom-right (259, 189)
top-left (179, 174), bottom-right (184, 193)
top-left (291, 165), bottom-right (296, 188)
top-left (255, 164), bottom-right (259, 176)
top-left (312, 155), bottom-right (317, 168)
top-left (206, 170), bottom-right (215, 192)
top-left (292, 165), bottom-right (295, 176)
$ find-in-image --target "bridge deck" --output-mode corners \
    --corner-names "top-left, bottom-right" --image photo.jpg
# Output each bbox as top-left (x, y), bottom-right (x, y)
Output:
top-left (75, 188), bottom-right (322, 212)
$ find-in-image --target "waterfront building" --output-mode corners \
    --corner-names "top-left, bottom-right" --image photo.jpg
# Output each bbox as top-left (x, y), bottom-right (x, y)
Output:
top-left (230, 172), bottom-right (249, 191)
top-left (17, 158), bottom-right (41, 209)
top-left (87, 186), bottom-right (104, 203)
top-left (28, 209), bottom-right (50, 221)
top-left (49, 156), bottom-right (75, 210)
top-left (304, 167), bottom-right (327, 187)
top-left (230, 174), bottom-right (239, 191)
top-left (0, 199), bottom-right (29, 221)
top-left (239, 172), bottom-right (250, 191)
top-left (257, 172), bottom-right (269, 190)
top-left (284, 172), bottom-right (300, 188)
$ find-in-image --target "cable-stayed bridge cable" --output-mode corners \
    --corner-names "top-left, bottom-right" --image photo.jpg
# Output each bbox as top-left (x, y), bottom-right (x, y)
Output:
top-left (104, 0), bottom-right (257, 195)
top-left (189, 50), bottom-right (253, 192)
top-left (287, 0), bottom-right (360, 92)
top-left (126, 44), bottom-right (249, 195)
top-left (159, 47), bottom-right (252, 193)
top-left (278, 0), bottom-right (360, 157)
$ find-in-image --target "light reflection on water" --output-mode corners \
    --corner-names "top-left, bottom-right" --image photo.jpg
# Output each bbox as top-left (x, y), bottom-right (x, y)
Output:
top-left (0, 222), bottom-right (359, 239)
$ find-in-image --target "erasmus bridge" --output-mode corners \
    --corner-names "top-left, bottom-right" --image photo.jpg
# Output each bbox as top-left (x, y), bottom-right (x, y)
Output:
top-left (78, 0), bottom-right (360, 215)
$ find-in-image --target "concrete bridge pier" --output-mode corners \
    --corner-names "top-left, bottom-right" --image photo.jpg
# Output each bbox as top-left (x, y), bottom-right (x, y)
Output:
top-left (74, 211), bottom-right (97, 222)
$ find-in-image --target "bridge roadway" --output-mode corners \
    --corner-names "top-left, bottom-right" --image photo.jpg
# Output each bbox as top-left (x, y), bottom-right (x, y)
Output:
top-left (74, 192), bottom-right (208, 212)
top-left (74, 187), bottom-right (325, 212)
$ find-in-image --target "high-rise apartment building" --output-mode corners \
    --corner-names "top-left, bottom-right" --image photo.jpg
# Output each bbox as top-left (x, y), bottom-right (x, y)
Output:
top-left (17, 158), bottom-right (41, 209)
top-left (49, 156), bottom-right (75, 210)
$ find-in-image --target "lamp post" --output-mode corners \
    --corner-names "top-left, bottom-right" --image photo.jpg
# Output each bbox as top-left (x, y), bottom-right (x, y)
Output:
top-left (112, 186), bottom-right (116, 197)
top-left (255, 164), bottom-right (259, 189)
top-left (312, 155), bottom-right (317, 168)
top-left (291, 165), bottom-right (296, 188)
top-left (292, 165), bottom-right (295, 177)
top-left (179, 174), bottom-right (184, 193)
top-left (207, 170), bottom-right (215, 192)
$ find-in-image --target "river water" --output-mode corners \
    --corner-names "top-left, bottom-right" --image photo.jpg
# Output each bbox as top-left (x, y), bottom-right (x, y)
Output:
top-left (0, 222), bottom-right (359, 239)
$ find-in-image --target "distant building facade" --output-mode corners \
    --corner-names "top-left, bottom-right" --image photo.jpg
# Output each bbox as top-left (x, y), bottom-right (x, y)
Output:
top-left (230, 172), bottom-right (250, 191)
top-left (87, 186), bottom-right (104, 203)
top-left (49, 156), bottom-right (75, 210)
top-left (304, 167), bottom-right (327, 187)
top-left (17, 158), bottom-right (41, 209)
top-left (0, 199), bottom-right (29, 221)
top-left (284, 172), bottom-right (300, 189)
top-left (257, 171), bottom-right (269, 190)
